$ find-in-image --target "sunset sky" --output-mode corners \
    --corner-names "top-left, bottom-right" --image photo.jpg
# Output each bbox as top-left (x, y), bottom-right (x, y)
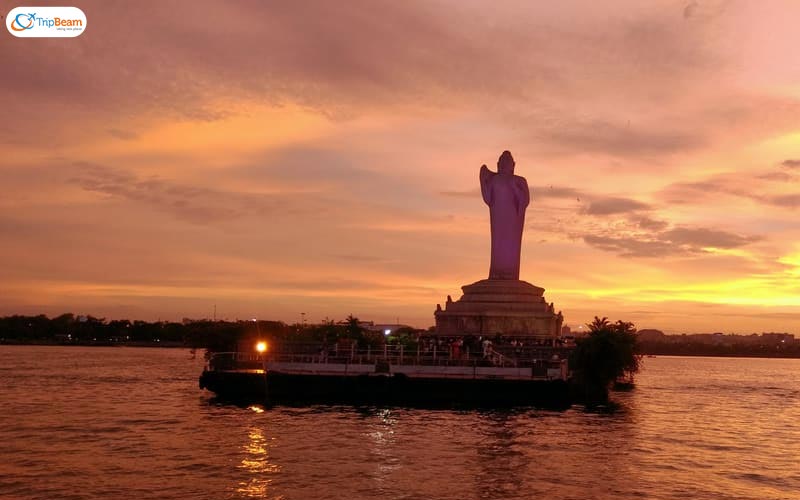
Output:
top-left (2, 1), bottom-right (800, 333)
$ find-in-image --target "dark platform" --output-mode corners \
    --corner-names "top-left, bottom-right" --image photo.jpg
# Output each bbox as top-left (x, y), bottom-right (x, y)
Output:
top-left (199, 370), bottom-right (573, 409)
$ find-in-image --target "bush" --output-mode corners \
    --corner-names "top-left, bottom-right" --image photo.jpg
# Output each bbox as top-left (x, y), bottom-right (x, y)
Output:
top-left (570, 317), bottom-right (642, 403)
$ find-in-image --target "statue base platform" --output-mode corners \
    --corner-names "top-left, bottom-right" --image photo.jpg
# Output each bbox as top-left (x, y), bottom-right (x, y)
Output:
top-left (434, 279), bottom-right (563, 338)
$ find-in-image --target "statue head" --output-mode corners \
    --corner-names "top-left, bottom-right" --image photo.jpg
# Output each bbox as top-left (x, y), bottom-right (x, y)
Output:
top-left (497, 150), bottom-right (515, 175)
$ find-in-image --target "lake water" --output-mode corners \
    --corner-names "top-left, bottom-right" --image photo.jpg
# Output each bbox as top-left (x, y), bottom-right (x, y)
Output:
top-left (1, 346), bottom-right (798, 500)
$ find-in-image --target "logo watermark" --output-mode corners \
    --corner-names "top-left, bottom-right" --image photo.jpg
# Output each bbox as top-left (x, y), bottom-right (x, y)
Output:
top-left (6, 6), bottom-right (86, 37)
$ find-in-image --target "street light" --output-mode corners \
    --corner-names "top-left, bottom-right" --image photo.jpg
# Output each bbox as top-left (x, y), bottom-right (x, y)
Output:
top-left (255, 340), bottom-right (268, 402)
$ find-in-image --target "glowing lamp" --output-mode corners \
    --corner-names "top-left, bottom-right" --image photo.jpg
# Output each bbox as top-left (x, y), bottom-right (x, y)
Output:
top-left (256, 341), bottom-right (267, 353)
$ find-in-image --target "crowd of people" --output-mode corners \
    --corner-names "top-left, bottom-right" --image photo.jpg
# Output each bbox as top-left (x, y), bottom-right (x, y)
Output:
top-left (416, 334), bottom-right (569, 362)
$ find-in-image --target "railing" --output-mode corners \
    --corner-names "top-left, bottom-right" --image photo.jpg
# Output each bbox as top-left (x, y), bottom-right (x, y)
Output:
top-left (486, 347), bottom-right (517, 367)
top-left (207, 343), bottom-right (571, 372)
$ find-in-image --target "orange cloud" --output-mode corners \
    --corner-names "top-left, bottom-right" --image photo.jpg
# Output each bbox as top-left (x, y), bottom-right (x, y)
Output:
top-left (2, 1), bottom-right (800, 333)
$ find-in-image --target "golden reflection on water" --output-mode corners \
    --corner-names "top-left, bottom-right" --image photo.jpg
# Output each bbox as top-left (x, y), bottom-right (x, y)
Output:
top-left (236, 425), bottom-right (281, 498)
top-left (366, 408), bottom-right (400, 486)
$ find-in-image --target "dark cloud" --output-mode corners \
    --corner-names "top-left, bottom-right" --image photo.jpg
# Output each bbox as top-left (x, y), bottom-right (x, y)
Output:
top-left (757, 171), bottom-right (794, 182)
top-left (722, 311), bottom-right (800, 321)
top-left (631, 216), bottom-right (669, 231)
top-left (781, 159), bottom-right (800, 169)
top-left (659, 180), bottom-right (724, 204)
top-left (3, 1), bottom-right (793, 166)
top-left (107, 129), bottom-right (139, 141)
top-left (765, 194), bottom-right (800, 208)
top-left (583, 196), bottom-right (650, 215)
top-left (583, 235), bottom-right (677, 258)
top-left (68, 162), bottom-right (281, 223)
top-left (660, 165), bottom-right (800, 209)
top-left (661, 170), bottom-right (798, 210)
top-left (0, 0), bottom-right (735, 155)
top-left (223, 146), bottom-right (429, 209)
top-left (583, 225), bottom-right (760, 257)
top-left (66, 154), bottom-right (447, 231)
top-left (662, 227), bottom-right (761, 249)
top-left (540, 120), bottom-right (704, 157)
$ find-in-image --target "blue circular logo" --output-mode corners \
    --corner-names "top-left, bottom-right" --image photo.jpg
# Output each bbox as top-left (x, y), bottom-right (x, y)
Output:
top-left (11, 13), bottom-right (36, 31)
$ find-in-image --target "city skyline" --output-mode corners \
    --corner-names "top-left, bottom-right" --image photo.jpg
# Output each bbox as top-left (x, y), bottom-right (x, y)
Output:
top-left (2, 1), bottom-right (800, 333)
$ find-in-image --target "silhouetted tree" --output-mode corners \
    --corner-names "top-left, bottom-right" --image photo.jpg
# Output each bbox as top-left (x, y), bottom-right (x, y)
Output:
top-left (344, 315), bottom-right (362, 337)
top-left (588, 316), bottom-right (610, 332)
top-left (571, 316), bottom-right (642, 403)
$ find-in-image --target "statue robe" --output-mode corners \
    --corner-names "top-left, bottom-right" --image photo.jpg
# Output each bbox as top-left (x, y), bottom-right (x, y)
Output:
top-left (480, 168), bottom-right (530, 280)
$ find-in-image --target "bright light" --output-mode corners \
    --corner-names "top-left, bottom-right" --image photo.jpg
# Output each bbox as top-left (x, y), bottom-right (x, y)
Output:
top-left (384, 329), bottom-right (391, 336)
top-left (256, 341), bottom-right (267, 353)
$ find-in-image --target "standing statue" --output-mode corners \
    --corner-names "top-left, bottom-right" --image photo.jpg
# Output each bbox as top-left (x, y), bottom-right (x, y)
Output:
top-left (480, 150), bottom-right (530, 280)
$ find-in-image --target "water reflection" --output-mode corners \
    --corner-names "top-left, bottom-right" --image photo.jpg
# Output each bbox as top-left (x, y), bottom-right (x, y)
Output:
top-left (235, 426), bottom-right (281, 498)
top-left (365, 408), bottom-right (400, 489)
top-left (475, 412), bottom-right (526, 499)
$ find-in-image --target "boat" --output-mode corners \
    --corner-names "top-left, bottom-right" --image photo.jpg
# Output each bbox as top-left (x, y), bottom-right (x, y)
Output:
top-left (199, 340), bottom-right (574, 407)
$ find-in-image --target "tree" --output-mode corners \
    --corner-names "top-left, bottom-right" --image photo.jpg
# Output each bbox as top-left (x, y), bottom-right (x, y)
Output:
top-left (588, 316), bottom-right (610, 332)
top-left (341, 315), bottom-right (383, 348)
top-left (570, 316), bottom-right (642, 403)
top-left (344, 315), bottom-right (362, 338)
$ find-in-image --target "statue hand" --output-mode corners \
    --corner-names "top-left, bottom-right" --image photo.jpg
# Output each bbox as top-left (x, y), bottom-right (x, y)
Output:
top-left (479, 164), bottom-right (494, 204)
top-left (480, 164), bottom-right (494, 181)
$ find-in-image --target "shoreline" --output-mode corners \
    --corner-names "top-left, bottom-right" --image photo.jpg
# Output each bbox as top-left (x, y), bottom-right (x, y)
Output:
top-left (0, 340), bottom-right (188, 348)
top-left (4, 341), bottom-right (800, 360)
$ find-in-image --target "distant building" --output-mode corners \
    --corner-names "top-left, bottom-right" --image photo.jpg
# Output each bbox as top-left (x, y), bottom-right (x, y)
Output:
top-left (637, 329), bottom-right (666, 342)
top-left (762, 333), bottom-right (795, 343)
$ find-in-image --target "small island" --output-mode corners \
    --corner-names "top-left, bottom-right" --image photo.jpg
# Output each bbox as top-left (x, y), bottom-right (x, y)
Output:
top-left (196, 151), bottom-right (635, 406)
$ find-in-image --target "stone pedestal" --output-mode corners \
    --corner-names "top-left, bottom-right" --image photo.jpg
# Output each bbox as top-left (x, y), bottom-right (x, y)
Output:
top-left (434, 279), bottom-right (563, 338)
